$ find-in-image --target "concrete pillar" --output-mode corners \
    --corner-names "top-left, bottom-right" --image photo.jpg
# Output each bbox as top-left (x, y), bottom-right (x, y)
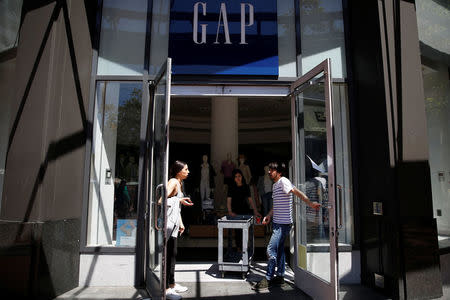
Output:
top-left (211, 97), bottom-right (238, 210)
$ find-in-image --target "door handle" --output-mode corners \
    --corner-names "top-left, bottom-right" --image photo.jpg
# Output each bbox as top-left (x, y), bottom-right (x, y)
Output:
top-left (154, 183), bottom-right (165, 231)
top-left (337, 184), bottom-right (343, 229)
top-left (105, 168), bottom-right (112, 185)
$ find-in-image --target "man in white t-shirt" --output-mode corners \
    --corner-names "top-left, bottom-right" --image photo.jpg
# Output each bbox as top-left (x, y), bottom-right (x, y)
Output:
top-left (254, 161), bottom-right (320, 290)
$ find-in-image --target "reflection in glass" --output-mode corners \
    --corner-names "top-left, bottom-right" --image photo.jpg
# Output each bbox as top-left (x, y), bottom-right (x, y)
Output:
top-left (299, 0), bottom-right (346, 78)
top-left (417, 0), bottom-right (450, 243)
top-left (296, 72), bottom-right (331, 282)
top-left (88, 82), bottom-right (142, 247)
top-left (0, 0), bottom-right (23, 52)
top-left (97, 0), bottom-right (148, 75)
top-left (149, 0), bottom-right (170, 75)
top-left (278, 0), bottom-right (297, 77)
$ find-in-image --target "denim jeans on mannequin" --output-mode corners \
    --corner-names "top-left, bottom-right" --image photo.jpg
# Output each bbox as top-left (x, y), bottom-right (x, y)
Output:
top-left (266, 223), bottom-right (291, 280)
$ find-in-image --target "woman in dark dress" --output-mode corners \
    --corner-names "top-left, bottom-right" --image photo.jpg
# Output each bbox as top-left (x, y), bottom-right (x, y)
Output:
top-left (227, 169), bottom-right (262, 251)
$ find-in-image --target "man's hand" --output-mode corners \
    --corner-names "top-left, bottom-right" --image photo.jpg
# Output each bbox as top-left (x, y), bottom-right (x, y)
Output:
top-left (262, 215), bottom-right (271, 225)
top-left (309, 202), bottom-right (321, 210)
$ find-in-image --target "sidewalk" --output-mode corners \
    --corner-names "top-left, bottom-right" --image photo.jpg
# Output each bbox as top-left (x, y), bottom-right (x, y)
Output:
top-left (55, 262), bottom-right (448, 299)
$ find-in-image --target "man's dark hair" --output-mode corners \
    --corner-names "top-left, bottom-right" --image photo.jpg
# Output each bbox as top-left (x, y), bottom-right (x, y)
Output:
top-left (268, 161), bottom-right (287, 176)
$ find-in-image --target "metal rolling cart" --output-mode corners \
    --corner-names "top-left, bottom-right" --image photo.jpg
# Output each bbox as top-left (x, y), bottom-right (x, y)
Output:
top-left (217, 215), bottom-right (254, 278)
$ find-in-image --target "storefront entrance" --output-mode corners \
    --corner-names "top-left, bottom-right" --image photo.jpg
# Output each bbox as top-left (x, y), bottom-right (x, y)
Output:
top-left (141, 58), bottom-right (352, 299)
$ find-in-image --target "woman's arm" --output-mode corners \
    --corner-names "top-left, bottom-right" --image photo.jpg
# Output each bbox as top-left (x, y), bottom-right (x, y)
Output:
top-left (179, 215), bottom-right (185, 235)
top-left (167, 178), bottom-right (178, 197)
top-left (227, 197), bottom-right (236, 216)
top-left (248, 196), bottom-right (262, 217)
top-left (159, 179), bottom-right (178, 205)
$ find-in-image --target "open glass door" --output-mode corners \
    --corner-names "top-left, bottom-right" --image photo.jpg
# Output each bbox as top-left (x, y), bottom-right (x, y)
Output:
top-left (145, 58), bottom-right (172, 299)
top-left (291, 59), bottom-right (339, 299)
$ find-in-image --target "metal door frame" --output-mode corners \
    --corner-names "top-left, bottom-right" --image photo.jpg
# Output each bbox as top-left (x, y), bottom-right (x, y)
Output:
top-left (143, 58), bottom-right (172, 300)
top-left (290, 58), bottom-right (339, 300)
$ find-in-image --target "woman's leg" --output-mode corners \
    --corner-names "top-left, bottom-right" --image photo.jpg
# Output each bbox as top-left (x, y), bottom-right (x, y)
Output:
top-left (166, 237), bottom-right (177, 288)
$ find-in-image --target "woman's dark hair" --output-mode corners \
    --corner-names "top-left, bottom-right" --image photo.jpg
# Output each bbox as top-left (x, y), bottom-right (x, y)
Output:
top-left (268, 161), bottom-right (287, 176)
top-left (169, 160), bottom-right (187, 178)
top-left (232, 168), bottom-right (247, 186)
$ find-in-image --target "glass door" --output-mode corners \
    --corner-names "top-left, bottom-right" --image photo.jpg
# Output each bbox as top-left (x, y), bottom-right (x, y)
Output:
top-left (145, 58), bottom-right (172, 299)
top-left (291, 59), bottom-right (339, 299)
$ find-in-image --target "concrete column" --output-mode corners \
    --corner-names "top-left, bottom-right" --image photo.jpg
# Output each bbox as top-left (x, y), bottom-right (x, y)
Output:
top-left (211, 97), bottom-right (238, 210)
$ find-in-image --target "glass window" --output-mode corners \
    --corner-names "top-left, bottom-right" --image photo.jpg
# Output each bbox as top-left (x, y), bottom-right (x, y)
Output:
top-left (97, 0), bottom-right (148, 75)
top-left (149, 0), bottom-right (170, 75)
top-left (278, 0), bottom-right (297, 77)
top-left (299, 0), bottom-right (346, 78)
top-left (87, 81), bottom-right (143, 247)
top-left (416, 0), bottom-right (450, 245)
top-left (0, 0), bottom-right (23, 53)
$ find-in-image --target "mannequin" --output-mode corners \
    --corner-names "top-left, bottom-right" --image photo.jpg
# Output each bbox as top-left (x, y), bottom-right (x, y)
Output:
top-left (200, 154), bottom-right (216, 201)
top-left (237, 154), bottom-right (252, 184)
top-left (257, 165), bottom-right (273, 217)
top-left (221, 152), bottom-right (235, 186)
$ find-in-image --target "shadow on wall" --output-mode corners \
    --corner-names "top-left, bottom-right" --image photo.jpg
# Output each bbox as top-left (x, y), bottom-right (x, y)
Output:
top-left (1, 0), bottom-right (97, 298)
top-left (0, 219), bottom-right (80, 298)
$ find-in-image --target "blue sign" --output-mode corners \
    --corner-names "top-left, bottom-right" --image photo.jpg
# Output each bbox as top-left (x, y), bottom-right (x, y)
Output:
top-left (169, 0), bottom-right (278, 76)
top-left (116, 219), bottom-right (137, 247)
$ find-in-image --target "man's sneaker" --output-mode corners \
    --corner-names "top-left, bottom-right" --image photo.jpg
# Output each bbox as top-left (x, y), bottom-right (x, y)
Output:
top-left (166, 288), bottom-right (182, 300)
top-left (252, 277), bottom-right (272, 290)
top-left (271, 276), bottom-right (285, 285)
top-left (174, 283), bottom-right (188, 293)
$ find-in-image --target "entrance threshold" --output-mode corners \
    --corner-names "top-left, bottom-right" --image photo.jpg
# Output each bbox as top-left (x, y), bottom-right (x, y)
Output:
top-left (172, 261), bottom-right (305, 299)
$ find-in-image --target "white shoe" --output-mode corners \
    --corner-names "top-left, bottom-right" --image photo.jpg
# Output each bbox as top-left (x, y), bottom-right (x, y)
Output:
top-left (174, 283), bottom-right (188, 293)
top-left (166, 288), bottom-right (182, 300)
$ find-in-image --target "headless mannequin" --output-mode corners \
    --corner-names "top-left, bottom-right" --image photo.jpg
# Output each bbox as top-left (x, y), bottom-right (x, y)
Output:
top-left (257, 165), bottom-right (273, 217)
top-left (200, 155), bottom-right (211, 201)
top-left (237, 154), bottom-right (252, 184)
top-left (221, 152), bottom-right (235, 186)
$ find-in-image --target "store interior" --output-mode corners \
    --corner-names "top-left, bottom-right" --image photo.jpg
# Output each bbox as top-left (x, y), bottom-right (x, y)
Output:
top-left (168, 96), bottom-right (292, 259)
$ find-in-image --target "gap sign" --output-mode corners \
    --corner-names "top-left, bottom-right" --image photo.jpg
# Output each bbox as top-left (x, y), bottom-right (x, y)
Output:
top-left (169, 0), bottom-right (278, 76)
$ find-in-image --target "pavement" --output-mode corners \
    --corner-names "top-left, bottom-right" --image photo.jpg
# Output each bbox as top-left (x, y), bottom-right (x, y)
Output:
top-left (55, 262), bottom-right (449, 300)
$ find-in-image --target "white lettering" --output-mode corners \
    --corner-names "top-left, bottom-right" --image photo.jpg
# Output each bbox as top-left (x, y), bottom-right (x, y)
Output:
top-left (240, 3), bottom-right (254, 44)
top-left (193, 2), bottom-right (207, 44)
top-left (214, 3), bottom-right (231, 44)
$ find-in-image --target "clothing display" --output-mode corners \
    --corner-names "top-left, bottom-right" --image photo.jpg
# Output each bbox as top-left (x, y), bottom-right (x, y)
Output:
top-left (257, 169), bottom-right (273, 217)
top-left (221, 159), bottom-right (235, 185)
top-left (200, 163), bottom-right (216, 200)
top-left (199, 155), bottom-right (216, 210)
top-left (238, 163), bottom-right (252, 184)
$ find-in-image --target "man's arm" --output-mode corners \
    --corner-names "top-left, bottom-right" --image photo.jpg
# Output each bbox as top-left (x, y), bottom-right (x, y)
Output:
top-left (291, 187), bottom-right (321, 210)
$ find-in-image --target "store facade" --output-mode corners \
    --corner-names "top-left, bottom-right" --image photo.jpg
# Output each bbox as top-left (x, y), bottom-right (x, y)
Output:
top-left (0, 0), bottom-right (447, 299)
